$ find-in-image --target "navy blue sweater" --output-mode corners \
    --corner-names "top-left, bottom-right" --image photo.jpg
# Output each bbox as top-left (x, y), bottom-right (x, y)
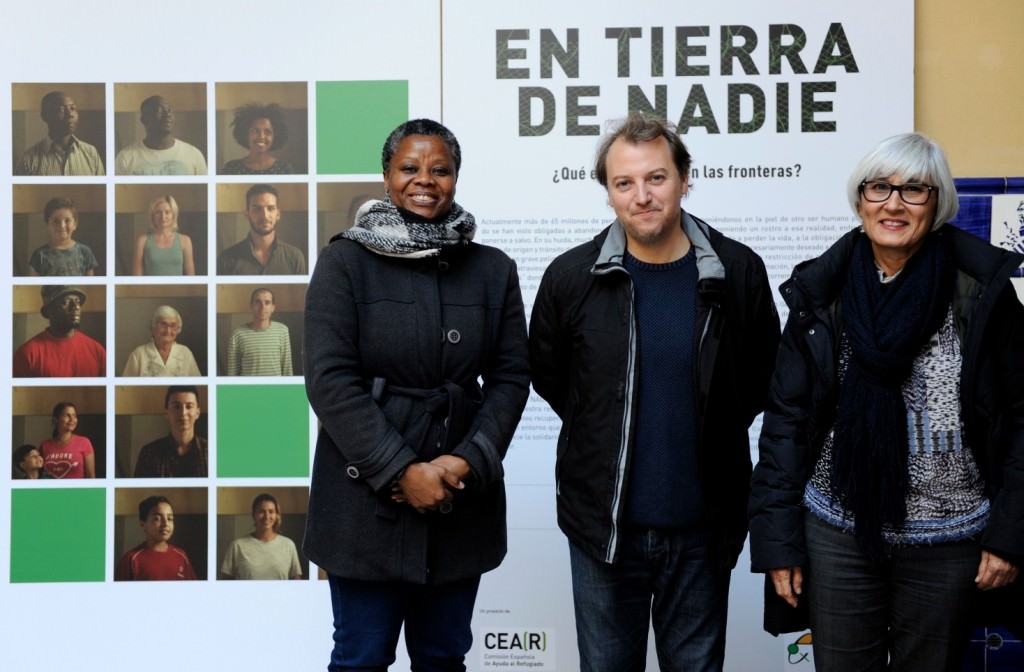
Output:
top-left (622, 249), bottom-right (704, 529)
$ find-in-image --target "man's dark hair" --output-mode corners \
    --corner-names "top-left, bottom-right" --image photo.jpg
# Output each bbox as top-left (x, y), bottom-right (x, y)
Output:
top-left (139, 95), bottom-right (164, 116)
top-left (40, 91), bottom-right (67, 115)
top-left (250, 287), bottom-right (275, 304)
top-left (246, 183), bottom-right (279, 209)
top-left (164, 385), bottom-right (199, 409)
top-left (138, 495), bottom-right (172, 521)
top-left (43, 196), bottom-right (77, 222)
top-left (593, 112), bottom-right (692, 187)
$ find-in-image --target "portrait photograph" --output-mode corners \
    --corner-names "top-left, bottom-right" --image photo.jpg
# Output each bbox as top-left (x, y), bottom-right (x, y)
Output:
top-left (12, 385), bottom-right (106, 480)
top-left (215, 486), bottom-right (309, 581)
top-left (113, 83), bottom-right (208, 176)
top-left (114, 184), bottom-right (209, 276)
top-left (113, 384), bottom-right (209, 479)
top-left (215, 81), bottom-right (308, 176)
top-left (113, 486), bottom-right (208, 581)
top-left (11, 82), bottom-right (106, 177)
top-left (115, 284), bottom-right (209, 378)
top-left (12, 283), bottom-right (107, 379)
top-left (215, 182), bottom-right (309, 276)
top-left (12, 183), bottom-right (106, 277)
top-left (216, 283), bottom-right (305, 377)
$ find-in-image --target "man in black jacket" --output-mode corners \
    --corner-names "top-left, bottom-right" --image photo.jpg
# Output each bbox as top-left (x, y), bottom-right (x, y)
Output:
top-left (529, 113), bottom-right (779, 671)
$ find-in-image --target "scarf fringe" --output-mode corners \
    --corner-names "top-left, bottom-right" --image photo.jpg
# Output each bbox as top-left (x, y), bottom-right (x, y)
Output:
top-left (830, 232), bottom-right (955, 557)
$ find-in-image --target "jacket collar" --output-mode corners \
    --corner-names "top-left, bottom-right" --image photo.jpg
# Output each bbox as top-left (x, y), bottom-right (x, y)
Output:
top-left (942, 224), bottom-right (1023, 286)
top-left (590, 209), bottom-right (725, 283)
top-left (781, 223), bottom-right (1024, 313)
top-left (782, 226), bottom-right (860, 312)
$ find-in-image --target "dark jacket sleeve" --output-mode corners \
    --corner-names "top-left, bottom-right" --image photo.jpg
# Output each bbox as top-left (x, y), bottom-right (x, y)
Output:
top-left (303, 243), bottom-right (419, 492)
top-left (528, 263), bottom-right (573, 420)
top-left (450, 260), bottom-right (531, 488)
top-left (748, 313), bottom-right (820, 573)
top-left (739, 249), bottom-right (782, 425)
top-left (980, 285), bottom-right (1024, 564)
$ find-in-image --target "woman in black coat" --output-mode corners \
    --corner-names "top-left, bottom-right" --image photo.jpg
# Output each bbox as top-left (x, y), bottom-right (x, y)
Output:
top-left (749, 133), bottom-right (1024, 671)
top-left (303, 119), bottom-right (530, 671)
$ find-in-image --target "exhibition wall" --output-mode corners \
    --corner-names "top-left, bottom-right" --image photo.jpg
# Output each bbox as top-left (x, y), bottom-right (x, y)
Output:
top-left (0, 1), bottom-right (1018, 670)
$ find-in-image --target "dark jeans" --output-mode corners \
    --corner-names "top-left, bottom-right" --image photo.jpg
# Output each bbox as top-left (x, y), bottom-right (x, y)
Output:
top-left (805, 513), bottom-right (980, 672)
top-left (568, 527), bottom-right (730, 672)
top-left (327, 573), bottom-right (480, 672)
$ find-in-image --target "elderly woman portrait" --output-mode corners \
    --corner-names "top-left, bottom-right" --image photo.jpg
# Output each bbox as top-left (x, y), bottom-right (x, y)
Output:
top-left (122, 305), bottom-right (201, 377)
top-left (303, 118), bottom-right (530, 671)
top-left (132, 194), bottom-right (196, 276)
top-left (221, 103), bottom-right (294, 175)
top-left (220, 493), bottom-right (302, 580)
top-left (749, 133), bottom-right (1024, 671)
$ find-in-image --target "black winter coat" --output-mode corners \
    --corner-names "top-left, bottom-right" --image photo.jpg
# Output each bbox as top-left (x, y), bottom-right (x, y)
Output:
top-left (303, 237), bottom-right (530, 584)
top-left (530, 213), bottom-right (780, 569)
top-left (749, 225), bottom-right (1024, 632)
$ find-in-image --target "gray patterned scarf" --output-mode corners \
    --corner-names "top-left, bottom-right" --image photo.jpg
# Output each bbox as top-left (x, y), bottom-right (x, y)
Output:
top-left (340, 197), bottom-right (476, 258)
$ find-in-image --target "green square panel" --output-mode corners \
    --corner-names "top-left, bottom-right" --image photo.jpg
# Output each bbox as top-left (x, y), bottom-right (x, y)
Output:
top-left (217, 384), bottom-right (310, 478)
top-left (11, 488), bottom-right (106, 583)
top-left (316, 80), bottom-right (408, 174)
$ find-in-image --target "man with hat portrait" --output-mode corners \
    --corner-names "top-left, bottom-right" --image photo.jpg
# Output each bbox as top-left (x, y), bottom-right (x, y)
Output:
top-left (13, 285), bottom-right (106, 377)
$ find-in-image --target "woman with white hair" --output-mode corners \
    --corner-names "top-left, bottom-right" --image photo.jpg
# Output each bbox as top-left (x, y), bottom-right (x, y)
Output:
top-left (122, 305), bottom-right (201, 377)
top-left (749, 133), bottom-right (1024, 671)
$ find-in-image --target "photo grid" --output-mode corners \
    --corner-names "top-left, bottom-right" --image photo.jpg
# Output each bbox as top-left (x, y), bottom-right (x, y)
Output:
top-left (8, 79), bottom-right (407, 583)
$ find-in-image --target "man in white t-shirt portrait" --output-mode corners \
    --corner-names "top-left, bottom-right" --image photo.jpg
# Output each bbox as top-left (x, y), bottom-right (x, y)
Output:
top-left (115, 95), bottom-right (207, 176)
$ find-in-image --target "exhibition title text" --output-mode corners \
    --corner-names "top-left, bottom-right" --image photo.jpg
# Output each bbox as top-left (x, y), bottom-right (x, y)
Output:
top-left (496, 23), bottom-right (859, 136)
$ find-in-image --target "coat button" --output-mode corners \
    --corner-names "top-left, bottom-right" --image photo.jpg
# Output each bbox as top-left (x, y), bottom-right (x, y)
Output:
top-left (446, 329), bottom-right (461, 344)
top-left (808, 328), bottom-right (816, 335)
top-left (346, 466), bottom-right (360, 478)
top-left (439, 502), bottom-right (453, 514)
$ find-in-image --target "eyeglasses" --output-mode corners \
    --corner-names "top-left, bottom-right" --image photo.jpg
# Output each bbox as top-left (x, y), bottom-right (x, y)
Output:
top-left (859, 180), bottom-right (937, 205)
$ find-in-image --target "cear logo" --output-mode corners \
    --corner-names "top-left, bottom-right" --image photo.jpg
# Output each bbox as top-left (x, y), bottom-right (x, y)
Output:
top-left (787, 633), bottom-right (813, 664)
top-left (484, 631), bottom-right (548, 652)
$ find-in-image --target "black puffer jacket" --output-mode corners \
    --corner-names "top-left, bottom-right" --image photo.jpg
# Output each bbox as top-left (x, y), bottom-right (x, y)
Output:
top-left (750, 225), bottom-right (1024, 574)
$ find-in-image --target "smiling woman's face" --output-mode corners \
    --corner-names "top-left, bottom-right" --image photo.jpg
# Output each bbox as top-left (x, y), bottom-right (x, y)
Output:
top-left (152, 316), bottom-right (181, 346)
top-left (383, 135), bottom-right (456, 220)
top-left (252, 499), bottom-right (280, 532)
top-left (53, 406), bottom-right (78, 433)
top-left (151, 201), bottom-right (175, 231)
top-left (857, 174), bottom-right (938, 271)
top-left (248, 118), bottom-right (274, 154)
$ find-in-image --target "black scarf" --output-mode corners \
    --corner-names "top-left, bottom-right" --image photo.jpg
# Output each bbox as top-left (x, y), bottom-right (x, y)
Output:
top-left (831, 232), bottom-right (954, 556)
top-left (339, 197), bottom-right (476, 257)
